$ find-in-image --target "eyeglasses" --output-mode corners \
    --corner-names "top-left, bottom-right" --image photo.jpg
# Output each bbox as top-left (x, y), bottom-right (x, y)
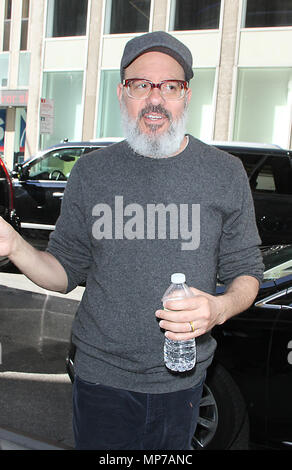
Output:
top-left (123, 78), bottom-right (188, 101)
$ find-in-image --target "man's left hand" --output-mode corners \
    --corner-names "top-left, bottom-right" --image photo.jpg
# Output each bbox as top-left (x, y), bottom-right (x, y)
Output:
top-left (155, 276), bottom-right (260, 340)
top-left (155, 287), bottom-right (225, 341)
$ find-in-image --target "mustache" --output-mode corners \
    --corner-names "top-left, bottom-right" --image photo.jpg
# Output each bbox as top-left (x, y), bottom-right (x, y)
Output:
top-left (139, 105), bottom-right (172, 121)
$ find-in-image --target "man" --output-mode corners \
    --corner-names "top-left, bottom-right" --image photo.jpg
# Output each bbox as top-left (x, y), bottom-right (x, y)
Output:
top-left (0, 31), bottom-right (264, 450)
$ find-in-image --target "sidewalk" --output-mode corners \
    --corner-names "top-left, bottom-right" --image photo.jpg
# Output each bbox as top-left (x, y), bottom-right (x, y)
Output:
top-left (0, 269), bottom-right (82, 449)
top-left (0, 426), bottom-right (72, 450)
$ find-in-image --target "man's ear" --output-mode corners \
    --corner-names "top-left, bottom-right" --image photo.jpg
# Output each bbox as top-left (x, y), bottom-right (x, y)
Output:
top-left (186, 85), bottom-right (192, 105)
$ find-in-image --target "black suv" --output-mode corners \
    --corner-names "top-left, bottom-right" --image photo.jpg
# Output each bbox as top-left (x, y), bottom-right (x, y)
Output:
top-left (0, 157), bottom-right (20, 266)
top-left (11, 139), bottom-right (292, 248)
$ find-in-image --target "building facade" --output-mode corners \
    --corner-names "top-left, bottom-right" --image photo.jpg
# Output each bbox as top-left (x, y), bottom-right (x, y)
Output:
top-left (0, 0), bottom-right (292, 170)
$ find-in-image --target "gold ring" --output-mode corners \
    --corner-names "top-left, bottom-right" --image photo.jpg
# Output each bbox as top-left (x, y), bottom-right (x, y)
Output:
top-left (189, 321), bottom-right (195, 332)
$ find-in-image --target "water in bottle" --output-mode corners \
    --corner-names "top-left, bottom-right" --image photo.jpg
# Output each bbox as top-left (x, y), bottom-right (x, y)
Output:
top-left (162, 273), bottom-right (196, 372)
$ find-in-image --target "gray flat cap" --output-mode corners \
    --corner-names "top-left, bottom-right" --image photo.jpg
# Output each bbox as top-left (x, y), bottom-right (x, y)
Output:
top-left (120, 31), bottom-right (194, 82)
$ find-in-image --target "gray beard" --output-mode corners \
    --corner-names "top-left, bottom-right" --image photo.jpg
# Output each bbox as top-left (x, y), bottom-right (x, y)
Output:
top-left (120, 98), bottom-right (188, 159)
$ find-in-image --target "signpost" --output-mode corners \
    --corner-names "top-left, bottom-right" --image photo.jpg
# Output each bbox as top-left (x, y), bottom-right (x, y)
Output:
top-left (40, 98), bottom-right (54, 134)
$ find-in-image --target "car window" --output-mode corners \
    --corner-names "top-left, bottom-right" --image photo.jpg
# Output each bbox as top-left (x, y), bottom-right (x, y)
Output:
top-left (27, 147), bottom-right (84, 180)
top-left (230, 153), bottom-right (262, 178)
top-left (256, 156), bottom-right (292, 194)
top-left (229, 152), bottom-right (292, 195)
top-left (255, 160), bottom-right (276, 192)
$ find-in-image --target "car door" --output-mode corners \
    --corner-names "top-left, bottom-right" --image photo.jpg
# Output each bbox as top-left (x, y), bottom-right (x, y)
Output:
top-left (213, 279), bottom-right (279, 444)
top-left (265, 277), bottom-right (292, 448)
top-left (254, 248), bottom-right (292, 448)
top-left (14, 146), bottom-right (84, 231)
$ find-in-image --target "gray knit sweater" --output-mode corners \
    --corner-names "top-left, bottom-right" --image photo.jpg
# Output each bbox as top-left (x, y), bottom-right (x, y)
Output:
top-left (47, 136), bottom-right (264, 393)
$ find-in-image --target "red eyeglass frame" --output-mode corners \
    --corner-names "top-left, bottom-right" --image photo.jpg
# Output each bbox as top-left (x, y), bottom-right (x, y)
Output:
top-left (122, 78), bottom-right (188, 98)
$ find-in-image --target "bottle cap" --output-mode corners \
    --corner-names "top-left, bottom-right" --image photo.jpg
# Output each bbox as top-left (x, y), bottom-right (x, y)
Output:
top-left (171, 273), bottom-right (186, 284)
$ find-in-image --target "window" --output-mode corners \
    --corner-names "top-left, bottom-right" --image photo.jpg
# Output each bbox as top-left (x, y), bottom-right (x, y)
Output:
top-left (254, 161), bottom-right (276, 192)
top-left (232, 152), bottom-right (292, 195)
top-left (18, 52), bottom-right (30, 86)
top-left (243, 0), bottom-right (292, 28)
top-left (233, 68), bottom-right (292, 148)
top-left (3, 0), bottom-right (12, 51)
top-left (187, 69), bottom-right (216, 142)
top-left (169, 0), bottom-right (221, 31)
top-left (27, 147), bottom-right (83, 180)
top-left (256, 157), bottom-right (292, 194)
top-left (96, 70), bottom-right (123, 137)
top-left (14, 108), bottom-right (27, 163)
top-left (46, 0), bottom-right (88, 38)
top-left (41, 71), bottom-right (84, 149)
top-left (104, 0), bottom-right (151, 34)
top-left (0, 53), bottom-right (9, 87)
top-left (20, 0), bottom-right (30, 50)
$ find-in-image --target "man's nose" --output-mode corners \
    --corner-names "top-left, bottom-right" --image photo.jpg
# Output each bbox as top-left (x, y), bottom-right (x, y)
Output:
top-left (146, 86), bottom-right (165, 106)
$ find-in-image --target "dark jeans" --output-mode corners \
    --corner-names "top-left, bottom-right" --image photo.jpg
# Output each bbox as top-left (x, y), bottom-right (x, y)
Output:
top-left (73, 374), bottom-right (204, 450)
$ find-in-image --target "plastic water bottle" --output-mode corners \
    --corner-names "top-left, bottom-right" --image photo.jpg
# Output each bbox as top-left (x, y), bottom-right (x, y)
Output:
top-left (162, 273), bottom-right (196, 372)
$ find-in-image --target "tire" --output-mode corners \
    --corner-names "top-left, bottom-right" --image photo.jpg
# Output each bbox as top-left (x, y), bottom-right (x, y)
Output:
top-left (192, 363), bottom-right (250, 450)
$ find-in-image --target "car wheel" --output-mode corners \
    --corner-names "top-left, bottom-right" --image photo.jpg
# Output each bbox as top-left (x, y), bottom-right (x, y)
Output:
top-left (192, 363), bottom-right (249, 450)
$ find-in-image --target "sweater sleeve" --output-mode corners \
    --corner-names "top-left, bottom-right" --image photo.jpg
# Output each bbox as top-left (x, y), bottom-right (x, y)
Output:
top-left (217, 160), bottom-right (264, 286)
top-left (46, 162), bottom-right (92, 293)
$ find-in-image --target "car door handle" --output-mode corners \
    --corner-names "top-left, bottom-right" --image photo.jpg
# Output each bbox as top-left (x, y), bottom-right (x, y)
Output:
top-left (52, 192), bottom-right (64, 198)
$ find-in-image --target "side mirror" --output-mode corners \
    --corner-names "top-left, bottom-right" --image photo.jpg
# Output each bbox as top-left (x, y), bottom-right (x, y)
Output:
top-left (11, 163), bottom-right (23, 179)
top-left (12, 163), bottom-right (29, 180)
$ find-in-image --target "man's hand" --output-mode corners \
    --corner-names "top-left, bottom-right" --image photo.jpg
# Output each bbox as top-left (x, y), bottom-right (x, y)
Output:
top-left (155, 287), bottom-right (224, 340)
top-left (0, 216), bottom-right (68, 293)
top-left (0, 216), bottom-right (18, 258)
top-left (155, 276), bottom-right (260, 340)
